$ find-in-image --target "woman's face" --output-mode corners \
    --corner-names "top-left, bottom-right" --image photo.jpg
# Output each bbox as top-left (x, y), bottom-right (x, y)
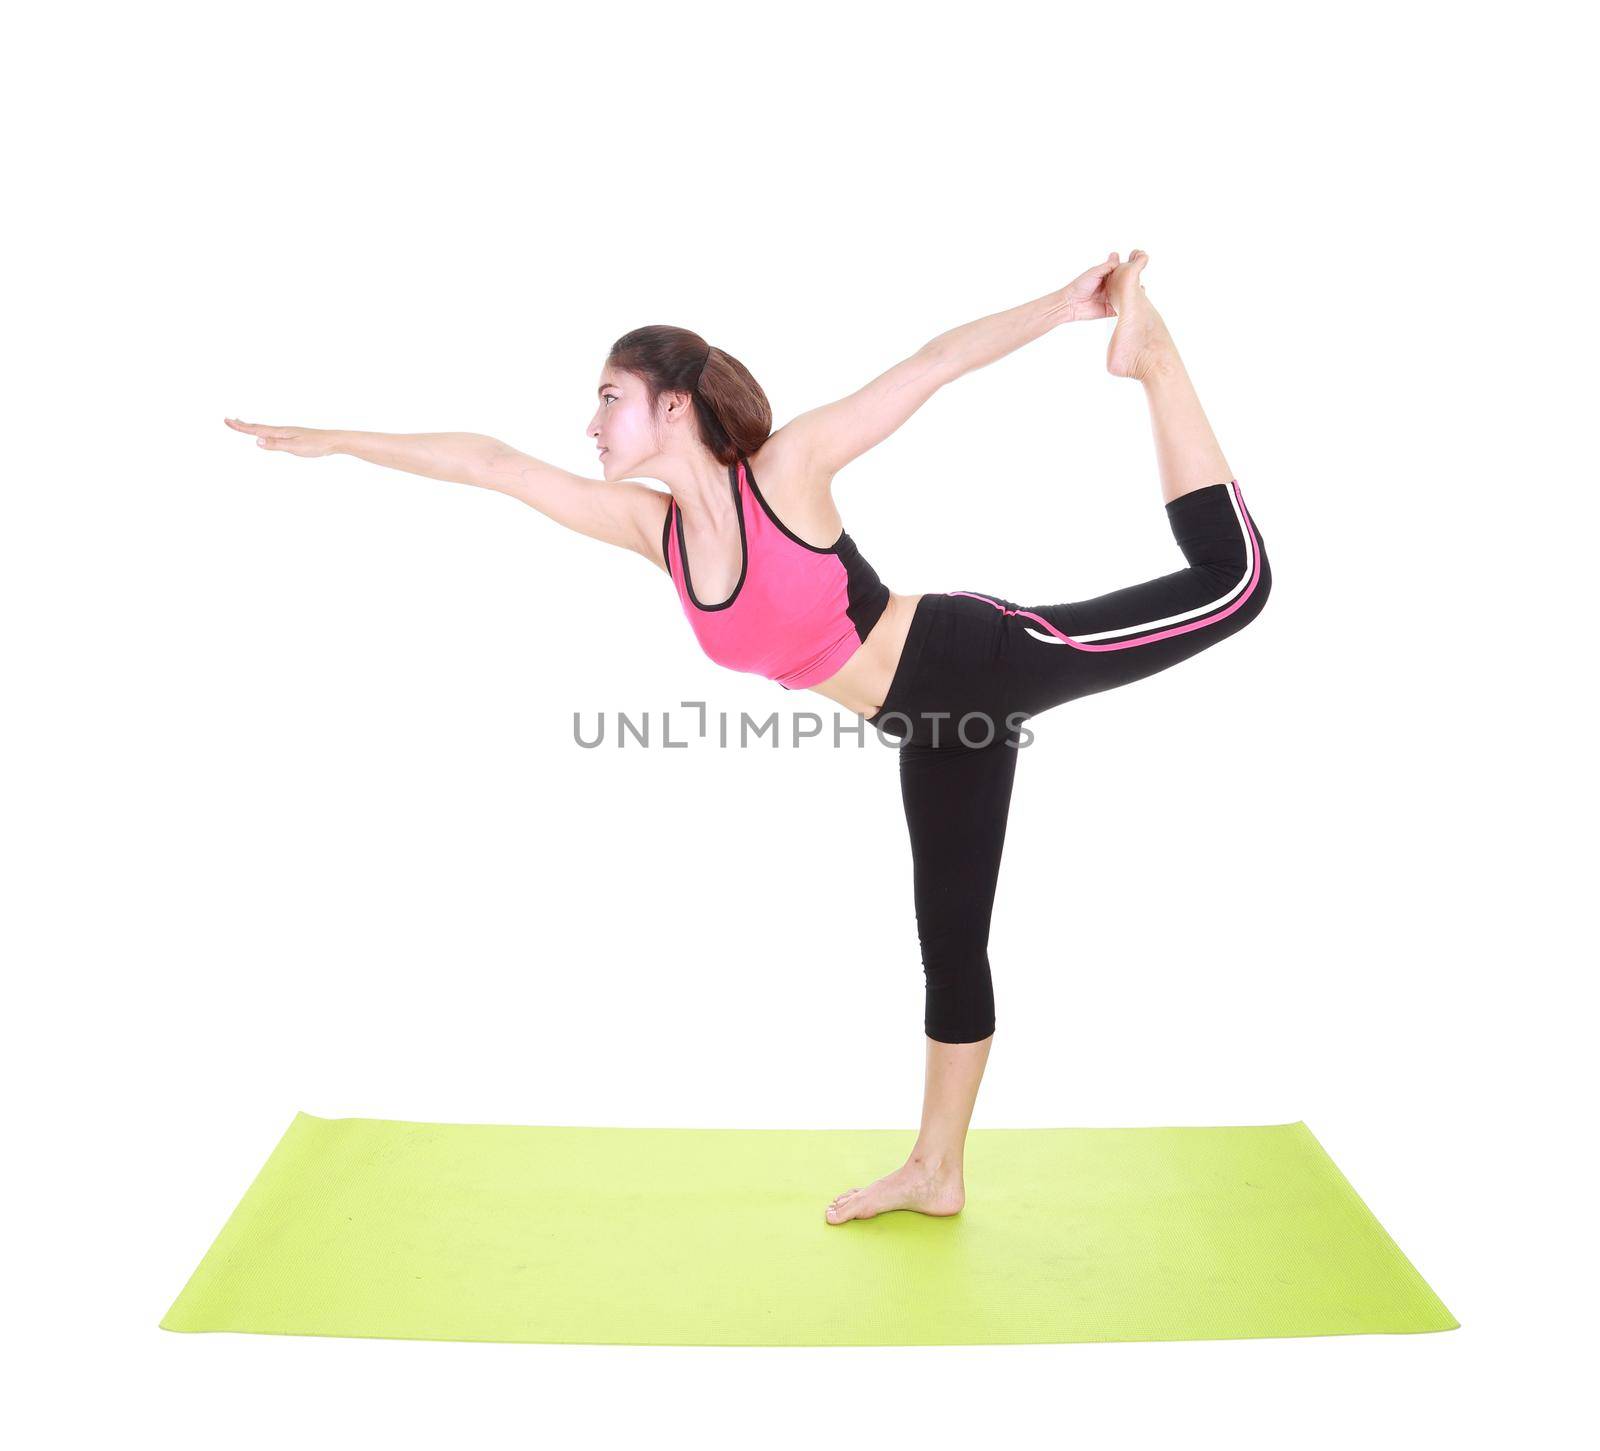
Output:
top-left (588, 364), bottom-right (702, 478)
top-left (587, 366), bottom-right (661, 479)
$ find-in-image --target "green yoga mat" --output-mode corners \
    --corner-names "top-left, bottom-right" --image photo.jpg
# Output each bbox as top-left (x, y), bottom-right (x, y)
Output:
top-left (160, 1112), bottom-right (1457, 1345)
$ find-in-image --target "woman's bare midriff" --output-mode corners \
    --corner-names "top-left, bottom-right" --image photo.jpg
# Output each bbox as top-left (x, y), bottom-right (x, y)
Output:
top-left (805, 590), bottom-right (924, 720)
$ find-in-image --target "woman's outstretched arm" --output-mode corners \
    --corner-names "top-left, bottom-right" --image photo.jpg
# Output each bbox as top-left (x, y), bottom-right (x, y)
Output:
top-left (223, 420), bottom-right (666, 560)
top-left (779, 254), bottom-right (1121, 479)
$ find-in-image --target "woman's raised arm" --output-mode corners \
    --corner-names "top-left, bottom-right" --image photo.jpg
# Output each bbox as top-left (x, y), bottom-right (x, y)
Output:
top-left (224, 420), bottom-right (666, 561)
top-left (778, 255), bottom-right (1121, 479)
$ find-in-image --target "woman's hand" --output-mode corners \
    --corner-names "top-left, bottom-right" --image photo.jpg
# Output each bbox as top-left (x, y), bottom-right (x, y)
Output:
top-left (1060, 253), bottom-right (1122, 321)
top-left (223, 417), bottom-right (339, 458)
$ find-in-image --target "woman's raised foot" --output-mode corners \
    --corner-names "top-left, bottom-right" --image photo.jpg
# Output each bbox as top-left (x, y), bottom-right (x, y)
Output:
top-left (1106, 250), bottom-right (1179, 382)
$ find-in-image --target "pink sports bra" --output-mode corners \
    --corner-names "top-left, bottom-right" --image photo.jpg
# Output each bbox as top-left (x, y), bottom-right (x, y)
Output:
top-left (662, 455), bottom-right (891, 690)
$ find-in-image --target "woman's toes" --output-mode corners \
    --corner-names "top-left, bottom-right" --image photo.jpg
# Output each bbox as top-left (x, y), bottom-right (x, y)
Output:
top-left (826, 1186), bottom-right (868, 1221)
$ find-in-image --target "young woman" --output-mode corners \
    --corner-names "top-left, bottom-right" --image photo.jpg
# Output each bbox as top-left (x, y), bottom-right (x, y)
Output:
top-left (225, 250), bottom-right (1272, 1228)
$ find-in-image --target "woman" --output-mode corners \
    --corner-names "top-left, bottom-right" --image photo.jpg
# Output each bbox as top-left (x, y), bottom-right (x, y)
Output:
top-left (225, 250), bottom-right (1271, 1227)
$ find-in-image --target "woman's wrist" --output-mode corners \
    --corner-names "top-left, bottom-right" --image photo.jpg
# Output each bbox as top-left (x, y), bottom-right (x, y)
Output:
top-left (1050, 289), bottom-right (1083, 326)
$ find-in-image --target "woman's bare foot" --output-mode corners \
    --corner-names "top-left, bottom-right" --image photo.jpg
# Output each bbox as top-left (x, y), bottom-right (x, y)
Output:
top-left (1106, 250), bottom-right (1179, 382)
top-left (824, 1156), bottom-right (965, 1224)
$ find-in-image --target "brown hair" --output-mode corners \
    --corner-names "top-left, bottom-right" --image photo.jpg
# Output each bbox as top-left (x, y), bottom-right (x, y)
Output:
top-left (606, 325), bottom-right (772, 466)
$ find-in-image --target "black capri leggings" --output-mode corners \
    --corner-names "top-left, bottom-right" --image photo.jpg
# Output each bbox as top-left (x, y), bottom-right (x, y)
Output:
top-left (869, 480), bottom-right (1272, 1043)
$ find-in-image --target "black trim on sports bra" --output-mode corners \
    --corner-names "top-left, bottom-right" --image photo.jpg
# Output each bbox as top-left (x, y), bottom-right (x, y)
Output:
top-left (672, 461), bottom-right (748, 612)
top-left (743, 456), bottom-right (846, 553)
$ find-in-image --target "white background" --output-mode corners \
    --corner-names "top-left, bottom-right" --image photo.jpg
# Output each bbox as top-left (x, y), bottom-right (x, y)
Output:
top-left (6, 0), bottom-right (1594, 1444)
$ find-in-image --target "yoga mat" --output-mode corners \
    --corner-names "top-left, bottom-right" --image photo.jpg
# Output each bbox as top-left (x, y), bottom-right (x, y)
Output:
top-left (160, 1113), bottom-right (1457, 1346)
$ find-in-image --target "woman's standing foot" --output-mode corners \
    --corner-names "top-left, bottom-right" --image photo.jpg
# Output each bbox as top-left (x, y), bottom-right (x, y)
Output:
top-left (1106, 250), bottom-right (1179, 382)
top-left (824, 1155), bottom-right (965, 1223)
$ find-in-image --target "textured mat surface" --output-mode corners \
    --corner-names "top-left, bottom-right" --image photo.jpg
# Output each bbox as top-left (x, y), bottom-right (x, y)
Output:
top-left (160, 1113), bottom-right (1458, 1345)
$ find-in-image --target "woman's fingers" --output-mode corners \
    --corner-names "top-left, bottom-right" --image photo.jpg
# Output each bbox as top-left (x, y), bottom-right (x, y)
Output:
top-left (225, 418), bottom-right (300, 442)
top-left (226, 417), bottom-right (332, 458)
top-left (225, 418), bottom-right (294, 435)
top-left (1065, 256), bottom-right (1120, 309)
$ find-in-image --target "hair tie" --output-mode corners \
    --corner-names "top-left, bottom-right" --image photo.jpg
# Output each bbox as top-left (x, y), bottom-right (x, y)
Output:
top-left (697, 345), bottom-right (715, 390)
